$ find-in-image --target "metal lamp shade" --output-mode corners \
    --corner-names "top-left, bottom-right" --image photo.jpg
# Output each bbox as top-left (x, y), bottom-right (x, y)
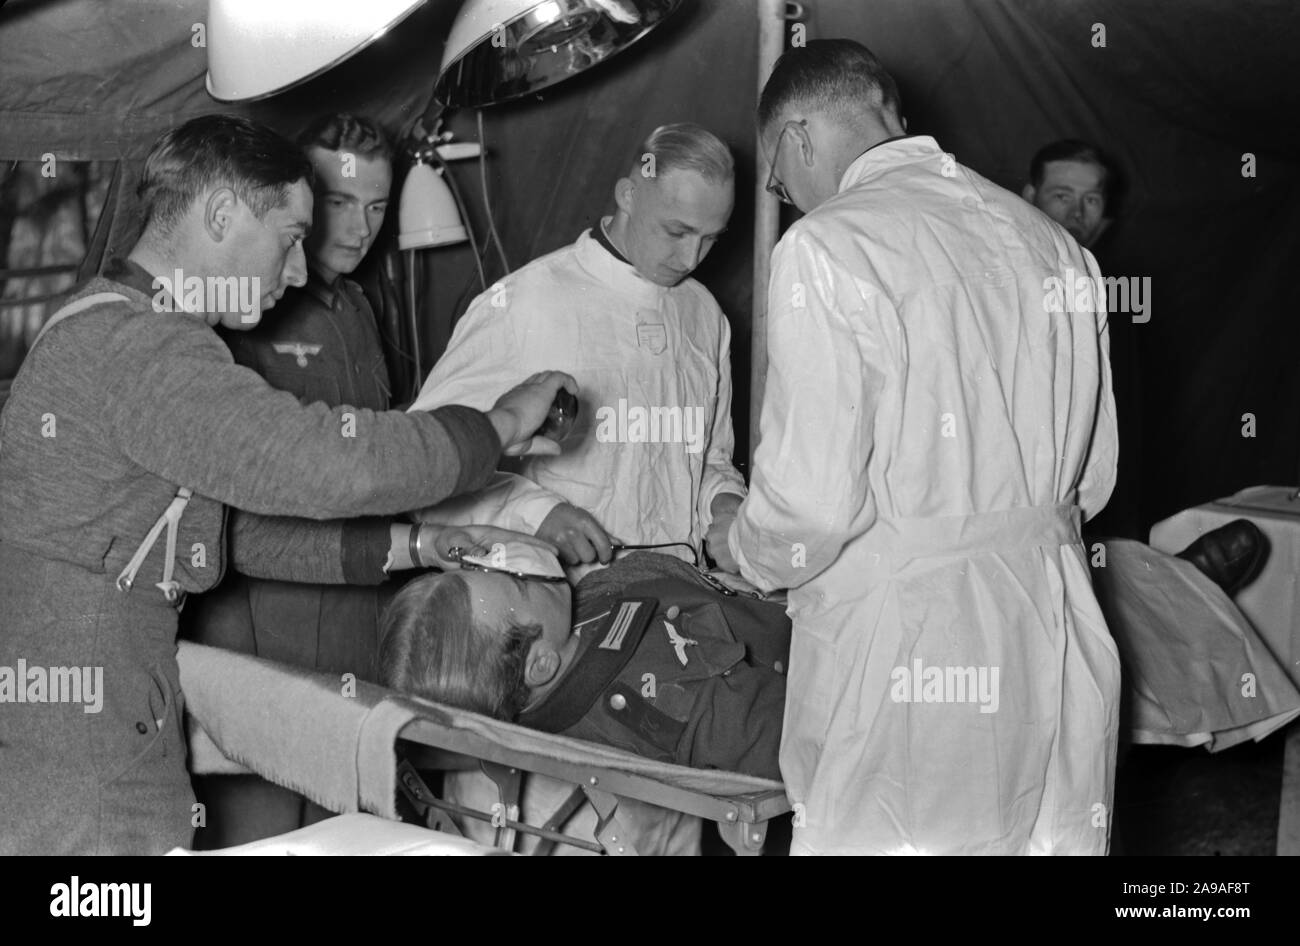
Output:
top-left (398, 162), bottom-right (469, 250)
top-left (206, 0), bottom-right (428, 102)
top-left (434, 0), bottom-right (685, 108)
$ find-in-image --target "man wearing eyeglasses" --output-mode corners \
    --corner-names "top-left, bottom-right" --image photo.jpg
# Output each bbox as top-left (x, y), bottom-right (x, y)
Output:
top-left (714, 40), bottom-right (1120, 856)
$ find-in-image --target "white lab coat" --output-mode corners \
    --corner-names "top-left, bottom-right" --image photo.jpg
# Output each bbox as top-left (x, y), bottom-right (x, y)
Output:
top-left (730, 136), bottom-right (1120, 855)
top-left (409, 227), bottom-right (745, 557)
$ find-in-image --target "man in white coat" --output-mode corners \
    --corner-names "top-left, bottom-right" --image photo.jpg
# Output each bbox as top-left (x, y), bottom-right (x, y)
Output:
top-left (408, 123), bottom-right (746, 572)
top-left (714, 40), bottom-right (1121, 855)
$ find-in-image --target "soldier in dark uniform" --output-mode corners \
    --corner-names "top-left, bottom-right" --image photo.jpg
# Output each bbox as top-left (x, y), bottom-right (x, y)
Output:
top-left (379, 551), bottom-right (789, 780)
top-left (181, 114), bottom-right (441, 845)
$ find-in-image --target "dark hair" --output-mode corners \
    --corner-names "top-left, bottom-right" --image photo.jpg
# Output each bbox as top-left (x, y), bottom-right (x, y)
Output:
top-left (1029, 139), bottom-right (1119, 207)
top-left (296, 113), bottom-right (393, 162)
top-left (758, 39), bottom-right (902, 130)
top-left (137, 114), bottom-right (313, 236)
top-left (377, 572), bottom-right (540, 720)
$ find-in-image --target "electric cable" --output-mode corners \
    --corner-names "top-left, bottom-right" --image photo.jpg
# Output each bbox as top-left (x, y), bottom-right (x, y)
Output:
top-left (432, 151), bottom-right (487, 292)
top-left (477, 109), bottom-right (511, 275)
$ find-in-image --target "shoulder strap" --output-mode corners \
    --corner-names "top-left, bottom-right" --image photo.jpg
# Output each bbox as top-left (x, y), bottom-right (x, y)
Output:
top-left (31, 291), bottom-right (130, 350)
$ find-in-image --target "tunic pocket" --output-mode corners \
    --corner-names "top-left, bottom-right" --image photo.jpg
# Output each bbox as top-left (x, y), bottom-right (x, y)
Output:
top-left (97, 664), bottom-right (173, 787)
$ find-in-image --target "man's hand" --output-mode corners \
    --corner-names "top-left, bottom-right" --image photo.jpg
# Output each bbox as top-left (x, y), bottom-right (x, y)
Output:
top-left (536, 503), bottom-right (613, 566)
top-left (705, 493), bottom-right (743, 573)
top-left (485, 371), bottom-right (579, 457)
top-left (417, 524), bottom-right (558, 570)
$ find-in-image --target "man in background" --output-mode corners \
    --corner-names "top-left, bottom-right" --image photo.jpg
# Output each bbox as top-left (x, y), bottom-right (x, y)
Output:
top-left (1024, 138), bottom-right (1142, 539)
top-left (1022, 138), bottom-right (1116, 250)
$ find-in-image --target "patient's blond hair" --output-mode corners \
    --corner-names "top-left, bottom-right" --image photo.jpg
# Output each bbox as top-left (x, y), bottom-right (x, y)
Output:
top-left (378, 572), bottom-right (539, 720)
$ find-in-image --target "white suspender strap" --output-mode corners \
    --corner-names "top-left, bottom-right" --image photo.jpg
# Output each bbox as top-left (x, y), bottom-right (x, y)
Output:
top-left (116, 487), bottom-right (193, 604)
top-left (32, 291), bottom-right (129, 349)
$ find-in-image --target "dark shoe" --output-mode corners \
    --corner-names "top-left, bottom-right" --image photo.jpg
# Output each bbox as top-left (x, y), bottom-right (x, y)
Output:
top-left (1176, 519), bottom-right (1268, 595)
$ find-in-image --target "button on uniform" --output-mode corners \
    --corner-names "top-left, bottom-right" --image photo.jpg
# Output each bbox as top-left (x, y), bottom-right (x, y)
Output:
top-left (609, 693), bottom-right (627, 711)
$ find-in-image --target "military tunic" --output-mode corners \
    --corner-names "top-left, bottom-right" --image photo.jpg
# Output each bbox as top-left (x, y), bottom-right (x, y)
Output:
top-left (0, 260), bottom-right (499, 854)
top-left (520, 554), bottom-right (790, 780)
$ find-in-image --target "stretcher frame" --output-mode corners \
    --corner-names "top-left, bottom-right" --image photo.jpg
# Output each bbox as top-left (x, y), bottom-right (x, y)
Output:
top-left (179, 640), bottom-right (789, 856)
top-left (391, 716), bottom-right (792, 855)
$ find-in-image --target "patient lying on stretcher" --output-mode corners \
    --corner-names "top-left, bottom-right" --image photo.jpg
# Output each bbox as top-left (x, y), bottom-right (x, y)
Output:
top-left (378, 549), bottom-right (790, 780)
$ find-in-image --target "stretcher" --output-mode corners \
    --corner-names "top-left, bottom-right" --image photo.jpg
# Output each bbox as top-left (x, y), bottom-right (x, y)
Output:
top-left (179, 641), bottom-right (790, 855)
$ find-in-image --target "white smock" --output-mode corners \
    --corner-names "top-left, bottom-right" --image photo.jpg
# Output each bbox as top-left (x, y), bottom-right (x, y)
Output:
top-left (730, 136), bottom-right (1121, 855)
top-left (409, 227), bottom-right (745, 558)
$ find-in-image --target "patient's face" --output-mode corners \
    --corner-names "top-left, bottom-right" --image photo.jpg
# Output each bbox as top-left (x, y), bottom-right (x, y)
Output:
top-left (462, 570), bottom-right (573, 652)
top-left (623, 168), bottom-right (733, 287)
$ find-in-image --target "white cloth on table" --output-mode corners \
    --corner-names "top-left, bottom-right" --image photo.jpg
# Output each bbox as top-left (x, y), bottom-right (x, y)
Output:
top-left (1151, 485), bottom-right (1300, 686)
top-left (167, 813), bottom-right (500, 856)
top-left (1092, 539), bottom-right (1300, 749)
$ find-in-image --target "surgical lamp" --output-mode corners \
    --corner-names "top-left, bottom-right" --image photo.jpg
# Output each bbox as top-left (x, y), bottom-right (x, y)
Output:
top-left (205, 0), bottom-right (428, 102)
top-left (205, 0), bottom-right (685, 106)
top-left (434, 0), bottom-right (685, 107)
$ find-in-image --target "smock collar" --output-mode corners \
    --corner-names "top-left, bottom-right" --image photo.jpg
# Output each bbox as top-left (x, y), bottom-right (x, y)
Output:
top-left (573, 226), bottom-right (669, 304)
top-left (838, 134), bottom-right (941, 192)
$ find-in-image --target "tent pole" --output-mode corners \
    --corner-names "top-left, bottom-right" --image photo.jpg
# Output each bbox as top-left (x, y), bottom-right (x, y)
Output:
top-left (750, 0), bottom-right (788, 470)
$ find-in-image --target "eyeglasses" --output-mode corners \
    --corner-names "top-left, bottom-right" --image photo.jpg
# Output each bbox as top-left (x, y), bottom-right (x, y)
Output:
top-left (446, 546), bottom-right (568, 584)
top-left (764, 120), bottom-right (805, 206)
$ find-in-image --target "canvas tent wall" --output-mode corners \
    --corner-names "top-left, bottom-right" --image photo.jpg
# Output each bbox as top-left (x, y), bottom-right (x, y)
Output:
top-left (2, 0), bottom-right (1297, 535)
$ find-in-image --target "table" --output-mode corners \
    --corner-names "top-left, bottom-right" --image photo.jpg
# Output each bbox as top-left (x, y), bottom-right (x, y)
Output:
top-left (1150, 485), bottom-right (1300, 855)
